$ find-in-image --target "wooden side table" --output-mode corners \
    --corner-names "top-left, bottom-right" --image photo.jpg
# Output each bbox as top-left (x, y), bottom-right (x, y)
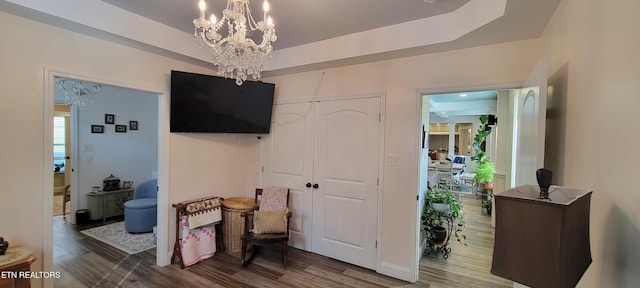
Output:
top-left (0, 247), bottom-right (36, 288)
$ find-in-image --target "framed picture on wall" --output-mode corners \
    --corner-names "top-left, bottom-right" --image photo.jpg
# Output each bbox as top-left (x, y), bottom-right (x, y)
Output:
top-left (115, 125), bottom-right (127, 133)
top-left (129, 121), bottom-right (138, 130)
top-left (91, 125), bottom-right (104, 133)
top-left (105, 114), bottom-right (115, 124)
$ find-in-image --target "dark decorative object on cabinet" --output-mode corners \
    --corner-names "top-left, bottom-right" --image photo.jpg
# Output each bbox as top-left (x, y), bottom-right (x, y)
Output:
top-left (0, 237), bottom-right (9, 255)
top-left (103, 174), bottom-right (121, 191)
top-left (536, 168), bottom-right (553, 199)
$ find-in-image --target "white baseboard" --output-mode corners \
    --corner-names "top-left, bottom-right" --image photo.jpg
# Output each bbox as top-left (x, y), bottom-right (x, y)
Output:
top-left (377, 261), bottom-right (413, 282)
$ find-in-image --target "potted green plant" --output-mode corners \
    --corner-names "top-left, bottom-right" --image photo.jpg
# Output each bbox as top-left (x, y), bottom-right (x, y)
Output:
top-left (422, 188), bottom-right (466, 257)
top-left (428, 191), bottom-right (450, 214)
top-left (476, 161), bottom-right (495, 214)
top-left (475, 160), bottom-right (495, 189)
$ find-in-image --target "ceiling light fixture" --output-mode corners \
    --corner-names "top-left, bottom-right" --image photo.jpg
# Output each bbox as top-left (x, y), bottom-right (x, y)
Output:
top-left (57, 79), bottom-right (102, 108)
top-left (460, 93), bottom-right (467, 97)
top-left (194, 0), bottom-right (277, 85)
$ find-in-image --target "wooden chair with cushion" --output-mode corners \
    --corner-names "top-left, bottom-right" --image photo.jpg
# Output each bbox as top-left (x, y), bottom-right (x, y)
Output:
top-left (240, 187), bottom-right (291, 267)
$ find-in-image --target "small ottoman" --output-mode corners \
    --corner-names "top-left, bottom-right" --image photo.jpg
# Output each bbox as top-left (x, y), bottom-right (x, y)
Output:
top-left (124, 198), bottom-right (157, 233)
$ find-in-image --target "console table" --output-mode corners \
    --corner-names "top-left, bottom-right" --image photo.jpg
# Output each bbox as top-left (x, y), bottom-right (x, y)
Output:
top-left (88, 188), bottom-right (134, 222)
top-left (0, 247), bottom-right (36, 288)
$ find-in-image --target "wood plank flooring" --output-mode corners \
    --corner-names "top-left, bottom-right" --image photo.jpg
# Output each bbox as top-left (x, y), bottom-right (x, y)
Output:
top-left (53, 195), bottom-right (511, 287)
top-left (419, 195), bottom-right (512, 288)
top-left (53, 194), bottom-right (70, 216)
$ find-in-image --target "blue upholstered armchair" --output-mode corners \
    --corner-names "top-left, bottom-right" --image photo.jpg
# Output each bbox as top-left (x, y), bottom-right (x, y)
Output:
top-left (124, 179), bottom-right (157, 233)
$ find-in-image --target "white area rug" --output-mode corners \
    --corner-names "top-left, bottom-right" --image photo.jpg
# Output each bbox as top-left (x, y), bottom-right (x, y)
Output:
top-left (81, 222), bottom-right (155, 254)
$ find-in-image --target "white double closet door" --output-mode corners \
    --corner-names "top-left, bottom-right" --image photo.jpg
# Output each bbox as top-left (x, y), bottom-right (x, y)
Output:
top-left (261, 97), bottom-right (381, 270)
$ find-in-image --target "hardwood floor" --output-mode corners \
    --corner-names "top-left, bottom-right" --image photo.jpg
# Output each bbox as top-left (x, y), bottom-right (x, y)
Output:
top-left (419, 195), bottom-right (512, 288)
top-left (52, 195), bottom-right (510, 287)
top-left (53, 194), bottom-right (70, 217)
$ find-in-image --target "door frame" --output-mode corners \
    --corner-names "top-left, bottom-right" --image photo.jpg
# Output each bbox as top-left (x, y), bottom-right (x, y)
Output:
top-left (52, 107), bottom-right (71, 195)
top-left (414, 82), bottom-right (521, 282)
top-left (513, 58), bottom-right (548, 187)
top-left (42, 68), bottom-right (170, 287)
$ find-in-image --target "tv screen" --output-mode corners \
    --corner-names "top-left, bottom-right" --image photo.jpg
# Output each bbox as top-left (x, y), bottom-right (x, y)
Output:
top-left (170, 70), bottom-right (275, 133)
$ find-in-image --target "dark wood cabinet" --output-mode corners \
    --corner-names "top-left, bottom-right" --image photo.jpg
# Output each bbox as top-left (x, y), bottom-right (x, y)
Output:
top-left (491, 185), bottom-right (592, 288)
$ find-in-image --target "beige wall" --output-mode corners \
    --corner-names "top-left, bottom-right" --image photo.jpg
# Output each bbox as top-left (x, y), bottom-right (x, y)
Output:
top-left (1, 12), bottom-right (541, 285)
top-left (540, 0), bottom-right (640, 286)
top-left (0, 10), bottom-right (258, 288)
top-left (9, 0), bottom-right (638, 286)
top-left (262, 39), bottom-right (541, 278)
top-left (0, 7), bottom-right (543, 285)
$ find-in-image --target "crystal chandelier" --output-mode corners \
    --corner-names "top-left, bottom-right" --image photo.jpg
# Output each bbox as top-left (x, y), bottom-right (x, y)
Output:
top-left (193, 0), bottom-right (277, 85)
top-left (57, 79), bottom-right (102, 108)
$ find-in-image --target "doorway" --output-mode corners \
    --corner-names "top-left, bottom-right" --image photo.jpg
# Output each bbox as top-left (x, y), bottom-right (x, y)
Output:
top-left (417, 87), bottom-right (519, 284)
top-left (424, 89), bottom-right (519, 195)
top-left (53, 105), bottom-right (71, 218)
top-left (44, 70), bottom-right (169, 281)
top-left (417, 59), bottom-right (550, 284)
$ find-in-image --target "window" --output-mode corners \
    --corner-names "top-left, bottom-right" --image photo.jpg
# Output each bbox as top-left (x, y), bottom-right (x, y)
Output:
top-left (53, 116), bottom-right (66, 172)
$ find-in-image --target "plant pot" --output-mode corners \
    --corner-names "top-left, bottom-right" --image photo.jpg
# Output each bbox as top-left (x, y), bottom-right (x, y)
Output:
top-left (432, 226), bottom-right (447, 244)
top-left (431, 203), bottom-right (451, 214)
top-left (484, 182), bottom-right (494, 190)
top-left (486, 206), bottom-right (492, 215)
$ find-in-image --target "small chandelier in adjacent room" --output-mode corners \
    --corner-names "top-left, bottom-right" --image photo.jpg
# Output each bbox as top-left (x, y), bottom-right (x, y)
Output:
top-left (193, 0), bottom-right (277, 85)
top-left (57, 79), bottom-right (102, 108)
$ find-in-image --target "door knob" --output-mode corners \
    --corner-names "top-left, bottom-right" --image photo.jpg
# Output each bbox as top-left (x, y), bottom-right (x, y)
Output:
top-left (306, 182), bottom-right (312, 188)
top-left (313, 183), bottom-right (319, 189)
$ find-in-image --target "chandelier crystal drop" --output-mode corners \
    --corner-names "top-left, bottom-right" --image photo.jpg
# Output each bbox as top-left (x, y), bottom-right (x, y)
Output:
top-left (194, 0), bottom-right (277, 85)
top-left (57, 79), bottom-right (102, 108)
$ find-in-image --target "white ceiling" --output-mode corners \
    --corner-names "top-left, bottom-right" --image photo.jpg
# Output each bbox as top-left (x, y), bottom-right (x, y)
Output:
top-left (2, 0), bottom-right (558, 121)
top-left (1, 0), bottom-right (560, 75)
top-left (100, 0), bottom-right (472, 50)
top-left (428, 90), bottom-right (498, 123)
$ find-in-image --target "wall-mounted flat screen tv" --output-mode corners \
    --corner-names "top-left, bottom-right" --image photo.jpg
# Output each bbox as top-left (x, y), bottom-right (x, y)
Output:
top-left (170, 70), bottom-right (275, 133)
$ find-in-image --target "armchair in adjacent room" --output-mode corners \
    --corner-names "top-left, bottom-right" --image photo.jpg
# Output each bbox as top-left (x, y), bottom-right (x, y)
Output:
top-left (124, 179), bottom-right (157, 233)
